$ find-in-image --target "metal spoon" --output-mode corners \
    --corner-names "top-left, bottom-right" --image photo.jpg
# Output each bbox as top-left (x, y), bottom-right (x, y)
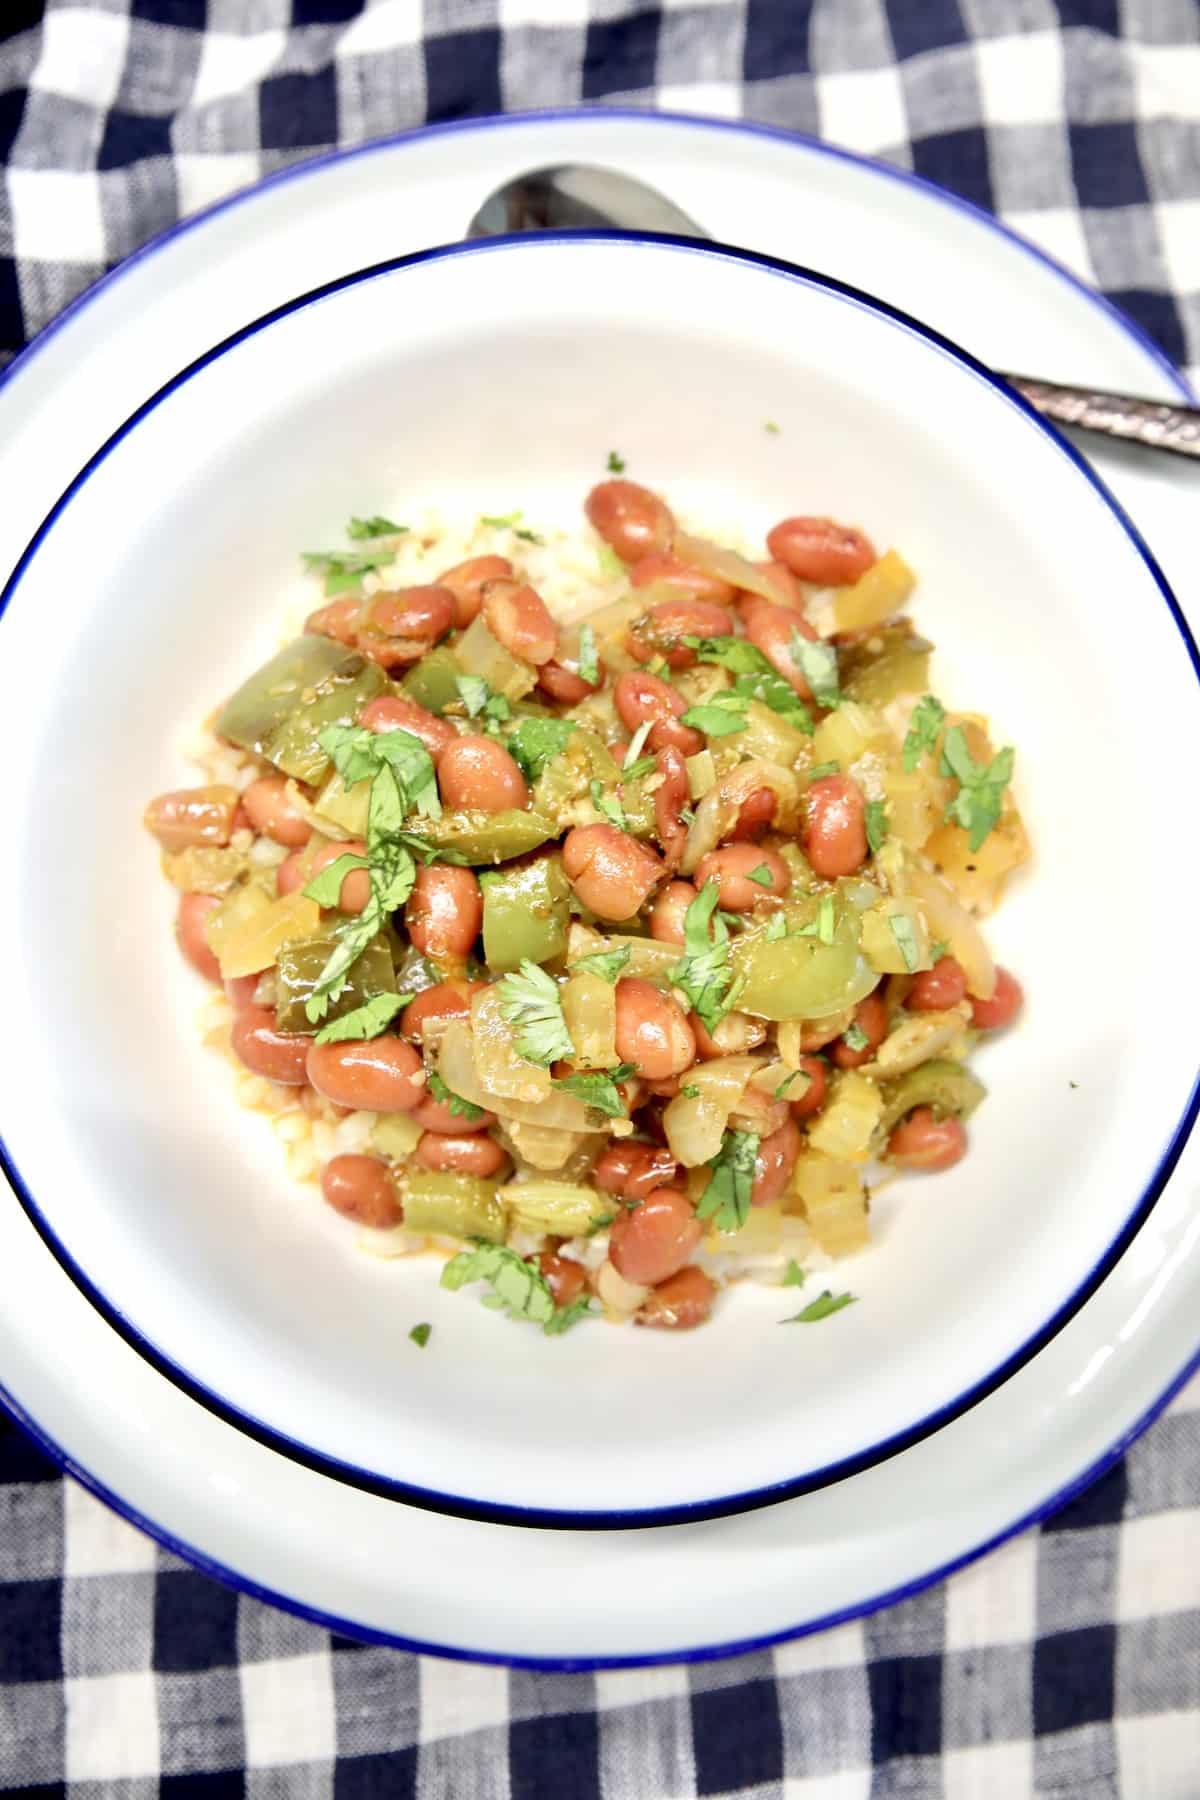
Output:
top-left (467, 165), bottom-right (1200, 461)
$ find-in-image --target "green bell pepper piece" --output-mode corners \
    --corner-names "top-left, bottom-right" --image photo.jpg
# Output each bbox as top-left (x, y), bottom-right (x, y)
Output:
top-left (877, 1059), bottom-right (986, 1139)
top-left (216, 637), bottom-right (388, 786)
top-left (401, 645), bottom-right (464, 715)
top-left (404, 1171), bottom-right (505, 1242)
top-left (274, 933), bottom-right (396, 1032)
top-left (840, 624), bottom-right (933, 707)
top-left (479, 853), bottom-right (571, 971)
top-left (731, 898), bottom-right (879, 1021)
top-left (415, 808), bottom-right (557, 865)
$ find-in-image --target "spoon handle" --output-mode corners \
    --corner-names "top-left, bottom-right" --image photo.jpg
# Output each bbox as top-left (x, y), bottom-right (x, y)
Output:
top-left (1003, 374), bottom-right (1200, 459)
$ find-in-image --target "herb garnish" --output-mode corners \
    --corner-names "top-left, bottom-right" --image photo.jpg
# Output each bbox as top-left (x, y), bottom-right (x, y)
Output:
top-left (570, 946), bottom-right (631, 984)
top-left (889, 914), bottom-right (920, 973)
top-left (781, 1290), bottom-right (857, 1324)
top-left (940, 727), bottom-right (1015, 852)
top-left (901, 694), bottom-right (945, 773)
top-left (497, 961), bottom-right (575, 1067)
top-left (347, 515), bottom-right (405, 540)
top-left (842, 1022), bottom-right (870, 1053)
top-left (409, 1322), bottom-right (432, 1348)
top-left (679, 692), bottom-right (750, 738)
top-left (865, 800), bottom-right (888, 855)
top-left (552, 1063), bottom-right (637, 1118)
top-left (506, 717), bottom-right (577, 784)
top-left (302, 549), bottom-right (395, 597)
top-left (577, 623), bottom-right (598, 686)
top-left (747, 863), bottom-right (774, 888)
top-left (668, 881), bottom-right (743, 1032)
top-left (696, 1130), bottom-right (760, 1234)
top-left (606, 451), bottom-right (626, 473)
top-left (313, 992), bottom-right (409, 1045)
top-left (789, 633), bottom-right (840, 707)
top-left (427, 1071), bottom-right (485, 1123)
top-left (590, 779), bottom-right (626, 829)
top-left (441, 1243), bottom-right (594, 1335)
top-left (782, 1258), bottom-right (806, 1287)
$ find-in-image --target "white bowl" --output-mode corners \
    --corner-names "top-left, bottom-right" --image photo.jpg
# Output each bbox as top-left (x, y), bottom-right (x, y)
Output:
top-left (0, 232), bottom-right (1196, 1527)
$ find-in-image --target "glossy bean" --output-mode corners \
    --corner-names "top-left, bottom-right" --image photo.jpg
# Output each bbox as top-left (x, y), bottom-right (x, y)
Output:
top-left (538, 1250), bottom-right (587, 1308)
top-left (740, 597), bottom-right (819, 696)
top-left (635, 1264), bottom-right (716, 1330)
top-left (304, 597), bottom-right (361, 643)
top-left (751, 1118), bottom-right (801, 1206)
top-left (561, 824), bottom-right (664, 920)
top-left (788, 1054), bottom-right (829, 1119)
top-left (405, 864), bottom-right (482, 962)
top-left (286, 837), bottom-right (371, 914)
top-left (693, 843), bottom-right (790, 911)
top-left (416, 1131), bottom-right (507, 1175)
top-left (241, 775), bottom-right (312, 849)
top-left (231, 1006), bottom-right (312, 1084)
top-left (176, 893), bottom-right (222, 981)
top-left (614, 978), bottom-right (696, 1080)
top-left (831, 989), bottom-right (888, 1069)
top-left (627, 598), bottom-right (735, 671)
top-left (766, 516), bottom-right (876, 585)
top-left (612, 669), bottom-right (703, 757)
top-left (906, 955), bottom-right (968, 1013)
top-left (970, 967), bottom-right (1024, 1031)
top-left (584, 479), bottom-right (674, 563)
top-left (652, 745), bottom-right (690, 868)
top-left (306, 1036), bottom-right (426, 1112)
top-left (649, 879), bottom-right (697, 946)
top-left (691, 1011), bottom-right (768, 1060)
top-left (359, 694), bottom-right (456, 756)
top-left (481, 578), bottom-right (558, 665)
top-left (400, 980), bottom-right (487, 1043)
top-left (608, 1187), bottom-right (702, 1287)
top-left (537, 658), bottom-right (599, 706)
top-left (320, 1154), bottom-right (403, 1227)
top-left (887, 1108), bottom-right (968, 1172)
top-left (727, 786), bottom-right (776, 842)
top-left (629, 551), bottom-right (735, 605)
top-left (436, 734), bottom-right (529, 812)
top-left (436, 554), bottom-right (512, 629)
top-left (410, 1089), bottom-right (496, 1134)
top-left (144, 785), bottom-right (239, 852)
top-left (749, 559), bottom-right (804, 608)
top-left (802, 773), bottom-right (868, 879)
top-left (358, 586), bottom-right (455, 667)
top-left (592, 1142), bottom-right (648, 1197)
top-left (224, 973), bottom-right (262, 1013)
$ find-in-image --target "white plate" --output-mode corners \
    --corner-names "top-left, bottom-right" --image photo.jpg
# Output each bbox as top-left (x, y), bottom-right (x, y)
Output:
top-left (0, 111), bottom-right (1197, 1664)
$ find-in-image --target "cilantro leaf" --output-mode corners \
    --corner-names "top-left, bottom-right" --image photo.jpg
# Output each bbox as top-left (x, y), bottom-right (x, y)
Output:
top-left (497, 961), bottom-right (575, 1066)
top-left (427, 1071), bottom-right (485, 1123)
top-left (939, 728), bottom-right (1015, 852)
top-left (542, 1295), bottom-right (595, 1336)
top-left (303, 908), bottom-right (383, 1024)
top-left (313, 993), bottom-right (407, 1045)
top-left (506, 717), bottom-right (577, 784)
top-left (480, 511), bottom-right (522, 529)
top-left (774, 1068), bottom-right (810, 1100)
top-left (596, 542), bottom-right (626, 581)
top-left (794, 894), bottom-right (836, 945)
top-left (789, 633), bottom-right (840, 707)
top-left (805, 760), bottom-right (840, 784)
top-left (668, 881), bottom-right (742, 1033)
top-left (622, 756), bottom-right (657, 782)
top-left (577, 622), bottom-right (599, 686)
top-left (685, 635), bottom-right (773, 676)
top-left (930, 940), bottom-right (949, 962)
top-left (765, 420), bottom-right (781, 434)
top-left (552, 1064), bottom-right (636, 1119)
top-left (842, 1021), bottom-right (870, 1053)
top-left (570, 946), bottom-right (631, 984)
top-left (302, 549), bottom-right (393, 597)
top-left (679, 692), bottom-right (750, 738)
top-left (624, 720), bottom-right (653, 768)
top-left (901, 695), bottom-right (945, 773)
top-left (865, 799), bottom-right (888, 855)
top-left (606, 450), bottom-right (626, 473)
top-left (781, 1289), bottom-right (857, 1324)
top-left (765, 912), bottom-right (788, 942)
top-left (347, 515), bottom-right (405, 539)
top-left (696, 1130), bottom-right (759, 1234)
top-left (747, 863), bottom-right (774, 887)
top-left (681, 1083), bottom-right (701, 1099)
top-left (409, 1322), bottom-right (432, 1348)
top-left (684, 629), bottom-right (815, 729)
top-left (889, 914), bottom-right (920, 973)
top-left (515, 527), bottom-right (543, 544)
top-left (589, 779), bottom-right (625, 829)
top-left (455, 674), bottom-right (490, 718)
top-left (782, 1258), bottom-right (806, 1287)
top-left (302, 851), bottom-right (371, 909)
top-left (367, 729), bottom-right (441, 819)
top-left (441, 1242), bottom-right (593, 1335)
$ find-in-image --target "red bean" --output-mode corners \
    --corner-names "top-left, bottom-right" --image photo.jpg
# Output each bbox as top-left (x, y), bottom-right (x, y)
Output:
top-left (907, 956), bottom-right (968, 1013)
top-left (694, 844), bottom-right (790, 912)
top-left (404, 865), bottom-right (482, 963)
top-left (289, 838), bottom-right (371, 914)
top-left (299, 1083), bottom-right (350, 1122)
top-left (740, 597), bottom-right (819, 696)
top-left (400, 980), bottom-right (486, 1044)
top-left (481, 578), bottom-right (557, 665)
top-left (624, 1147), bottom-right (681, 1203)
top-left (410, 1088), bottom-right (495, 1134)
top-left (593, 1143), bottom-right (648, 1197)
top-left (690, 1012), bottom-right (768, 1060)
top-left (144, 785), bottom-right (239, 852)
top-left (176, 893), bottom-right (221, 981)
top-left (241, 775), bottom-right (312, 849)
top-left (437, 554), bottom-right (512, 629)
top-left (749, 560), bottom-right (804, 608)
top-left (649, 879), bottom-right (697, 946)
top-left (538, 1251), bottom-right (587, 1308)
top-left (971, 967), bottom-right (1024, 1031)
top-left (751, 1118), bottom-right (801, 1207)
top-left (652, 745), bottom-right (690, 868)
top-left (224, 973), bottom-right (261, 1013)
top-left (306, 1036), bottom-right (426, 1112)
top-left (358, 586), bottom-right (455, 667)
top-left (320, 1154), bottom-right (403, 1227)
top-left (359, 694), bottom-right (455, 757)
top-left (585, 479), bottom-right (674, 563)
top-left (636, 1265), bottom-right (716, 1330)
top-left (538, 658), bottom-right (599, 706)
top-left (416, 1132), bottom-right (507, 1175)
top-left (888, 1109), bottom-right (968, 1172)
top-left (613, 669), bottom-right (703, 757)
top-left (788, 1055), bottom-right (828, 1120)
top-left (437, 734), bottom-right (529, 812)
top-left (727, 786), bottom-right (776, 842)
top-left (231, 1007), bottom-right (312, 1084)
top-left (304, 597), bottom-right (361, 643)
top-left (802, 773), bottom-right (868, 878)
top-left (562, 824), bottom-right (664, 921)
top-left (609, 1187), bottom-right (702, 1287)
top-left (614, 977), bottom-right (696, 1080)
top-left (831, 989), bottom-right (888, 1069)
top-left (766, 516), bottom-right (877, 585)
top-left (629, 551), bottom-right (735, 605)
top-left (627, 598), bottom-right (735, 670)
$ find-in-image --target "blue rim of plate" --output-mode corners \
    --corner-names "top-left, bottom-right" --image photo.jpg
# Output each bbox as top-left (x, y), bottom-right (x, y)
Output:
top-left (1, 226), bottom-right (1198, 1536)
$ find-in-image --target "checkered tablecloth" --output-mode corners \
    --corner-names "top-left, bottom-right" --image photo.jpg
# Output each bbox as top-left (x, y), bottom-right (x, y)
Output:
top-left (1, 2), bottom-right (1198, 1794)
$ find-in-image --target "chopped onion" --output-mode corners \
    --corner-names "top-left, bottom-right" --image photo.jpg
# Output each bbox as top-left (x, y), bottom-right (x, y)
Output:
top-left (596, 1260), bottom-right (651, 1315)
top-left (674, 531), bottom-right (783, 604)
top-left (439, 1019), bottom-right (602, 1134)
top-left (663, 1054), bottom-right (765, 1167)
top-left (906, 865), bottom-right (996, 1000)
top-left (681, 759), bottom-right (800, 874)
top-left (469, 988), bottom-right (552, 1104)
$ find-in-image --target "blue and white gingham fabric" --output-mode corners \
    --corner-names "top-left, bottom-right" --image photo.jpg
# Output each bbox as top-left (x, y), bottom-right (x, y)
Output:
top-left (1, 3), bottom-right (1198, 1794)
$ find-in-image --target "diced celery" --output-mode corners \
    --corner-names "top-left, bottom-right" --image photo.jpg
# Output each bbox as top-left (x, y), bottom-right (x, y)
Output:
top-left (806, 1071), bottom-right (884, 1161)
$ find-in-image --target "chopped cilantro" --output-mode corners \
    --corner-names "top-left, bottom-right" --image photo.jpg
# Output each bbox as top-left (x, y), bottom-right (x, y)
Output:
top-left (455, 674), bottom-right (490, 717)
top-left (747, 863), bottom-right (774, 887)
top-left (497, 961), bottom-right (575, 1067)
top-left (774, 1069), bottom-right (809, 1100)
top-left (570, 946), bottom-right (631, 984)
top-left (765, 912), bottom-right (788, 942)
top-left (930, 940), bottom-right (949, 961)
top-left (781, 1289), bottom-right (857, 1324)
top-left (515, 527), bottom-right (543, 544)
top-left (606, 450), bottom-right (626, 473)
top-left (302, 548), bottom-right (394, 597)
top-left (441, 1242), bottom-right (592, 1335)
top-left (577, 622), bottom-right (599, 686)
top-left (622, 756), bottom-right (657, 782)
top-left (552, 1063), bottom-right (636, 1119)
top-left (679, 692), bottom-right (750, 738)
top-left (302, 850), bottom-right (370, 909)
top-left (782, 1258), bottom-right (806, 1287)
top-left (842, 1022), bottom-right (870, 1053)
top-left (794, 894), bottom-right (836, 946)
top-left (596, 542), bottom-right (626, 581)
top-left (668, 881), bottom-right (743, 1033)
top-left (765, 420), bottom-right (781, 434)
top-left (506, 717), bottom-right (577, 784)
top-left (427, 1071), bottom-right (485, 1123)
top-left (684, 637), bottom-right (814, 733)
top-left (313, 993), bottom-right (408, 1045)
top-left (589, 779), bottom-right (626, 829)
top-left (696, 1130), bottom-right (759, 1234)
top-left (681, 1083), bottom-right (701, 1099)
top-left (805, 760), bottom-right (840, 784)
top-left (789, 633), bottom-right (840, 707)
top-left (889, 914), bottom-right (920, 973)
top-left (940, 727), bottom-right (1015, 852)
top-left (865, 799), bottom-right (888, 855)
top-left (543, 1295), bottom-right (596, 1335)
top-left (902, 694), bottom-right (945, 773)
top-left (347, 515), bottom-right (405, 539)
top-left (409, 1322), bottom-right (432, 1348)
top-left (480, 510), bottom-right (522, 529)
